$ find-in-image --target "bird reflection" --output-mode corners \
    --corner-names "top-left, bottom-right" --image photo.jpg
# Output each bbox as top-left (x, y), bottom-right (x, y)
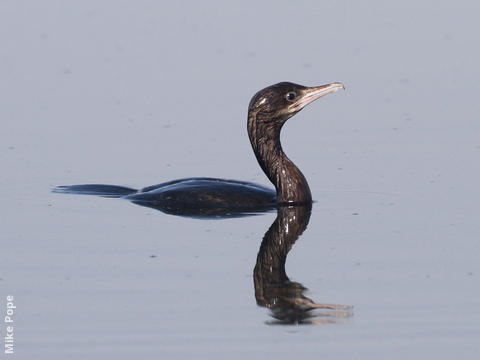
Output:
top-left (254, 205), bottom-right (352, 325)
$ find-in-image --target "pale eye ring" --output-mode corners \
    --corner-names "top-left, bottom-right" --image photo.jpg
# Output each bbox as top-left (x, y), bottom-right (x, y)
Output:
top-left (286, 92), bottom-right (297, 101)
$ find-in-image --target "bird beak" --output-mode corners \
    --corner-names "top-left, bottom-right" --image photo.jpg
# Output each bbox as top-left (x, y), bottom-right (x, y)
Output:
top-left (290, 82), bottom-right (345, 112)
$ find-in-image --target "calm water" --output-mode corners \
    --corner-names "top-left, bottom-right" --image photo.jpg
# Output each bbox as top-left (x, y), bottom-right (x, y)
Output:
top-left (1, 1), bottom-right (479, 359)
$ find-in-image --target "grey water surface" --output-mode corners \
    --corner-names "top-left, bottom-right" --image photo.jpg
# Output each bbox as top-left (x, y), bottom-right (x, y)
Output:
top-left (1, 1), bottom-right (479, 359)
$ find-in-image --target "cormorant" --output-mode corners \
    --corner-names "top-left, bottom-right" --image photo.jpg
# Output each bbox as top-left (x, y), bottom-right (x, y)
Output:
top-left (54, 82), bottom-right (344, 217)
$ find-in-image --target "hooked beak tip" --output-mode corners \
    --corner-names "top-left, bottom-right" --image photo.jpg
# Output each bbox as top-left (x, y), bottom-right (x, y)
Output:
top-left (322, 82), bottom-right (345, 92)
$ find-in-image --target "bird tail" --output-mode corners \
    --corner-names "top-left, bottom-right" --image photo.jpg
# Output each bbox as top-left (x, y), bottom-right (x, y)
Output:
top-left (52, 184), bottom-right (138, 198)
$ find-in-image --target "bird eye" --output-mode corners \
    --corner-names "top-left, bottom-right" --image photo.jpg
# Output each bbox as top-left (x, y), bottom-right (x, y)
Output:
top-left (286, 92), bottom-right (297, 101)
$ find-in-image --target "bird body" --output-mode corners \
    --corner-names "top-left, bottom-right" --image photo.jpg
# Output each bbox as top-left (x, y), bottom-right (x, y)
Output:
top-left (127, 177), bottom-right (276, 208)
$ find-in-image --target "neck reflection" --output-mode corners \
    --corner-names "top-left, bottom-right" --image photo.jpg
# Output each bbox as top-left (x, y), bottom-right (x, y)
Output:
top-left (254, 205), bottom-right (352, 325)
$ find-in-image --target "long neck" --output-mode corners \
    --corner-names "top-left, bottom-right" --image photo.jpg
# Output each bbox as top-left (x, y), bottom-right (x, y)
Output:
top-left (248, 114), bottom-right (312, 204)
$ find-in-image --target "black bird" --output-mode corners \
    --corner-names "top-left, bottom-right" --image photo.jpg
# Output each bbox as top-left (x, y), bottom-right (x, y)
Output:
top-left (54, 82), bottom-right (344, 217)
